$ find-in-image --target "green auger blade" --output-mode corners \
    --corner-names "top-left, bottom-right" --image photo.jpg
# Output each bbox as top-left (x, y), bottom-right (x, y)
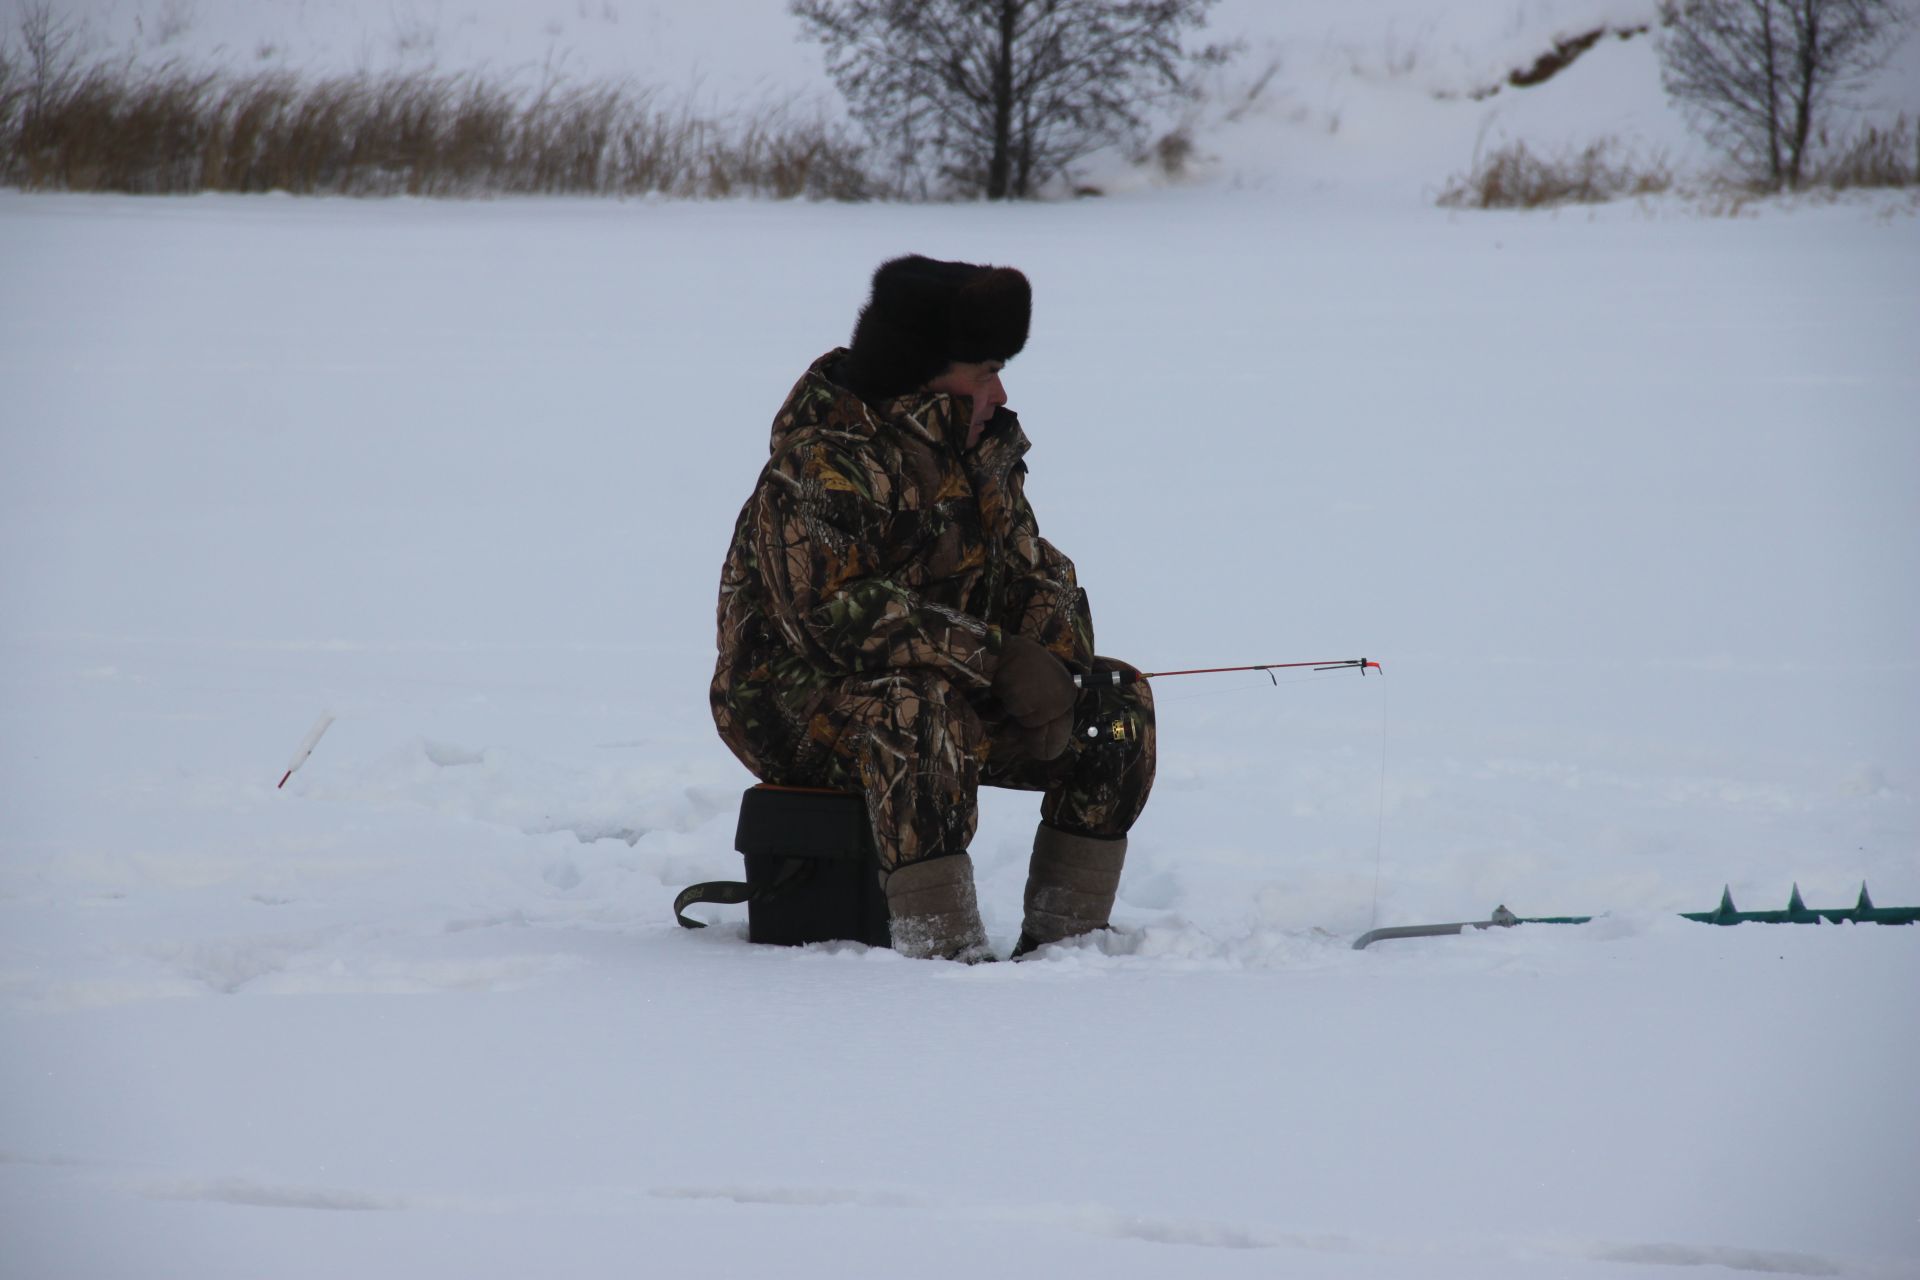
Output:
top-left (1686, 884), bottom-right (1796, 926)
top-left (1838, 882), bottom-right (1920, 925)
top-left (1678, 883), bottom-right (1917, 927)
top-left (1682, 886), bottom-right (1744, 926)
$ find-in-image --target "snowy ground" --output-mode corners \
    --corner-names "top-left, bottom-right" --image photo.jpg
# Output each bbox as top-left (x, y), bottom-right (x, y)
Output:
top-left (4, 185), bottom-right (1917, 1279)
top-left (5, 2), bottom-right (1920, 1277)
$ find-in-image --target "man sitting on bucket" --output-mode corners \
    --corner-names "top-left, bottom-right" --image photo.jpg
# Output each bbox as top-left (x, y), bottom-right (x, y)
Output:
top-left (711, 255), bottom-right (1155, 961)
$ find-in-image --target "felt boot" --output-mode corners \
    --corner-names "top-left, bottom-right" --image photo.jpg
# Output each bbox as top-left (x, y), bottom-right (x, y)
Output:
top-left (1012, 824), bottom-right (1126, 958)
top-left (884, 853), bottom-right (993, 962)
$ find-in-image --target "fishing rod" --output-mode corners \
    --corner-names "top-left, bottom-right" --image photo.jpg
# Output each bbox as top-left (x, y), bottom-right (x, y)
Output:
top-left (1071, 655), bottom-right (1393, 935)
top-left (1068, 657), bottom-right (1381, 749)
top-left (1073, 658), bottom-right (1380, 689)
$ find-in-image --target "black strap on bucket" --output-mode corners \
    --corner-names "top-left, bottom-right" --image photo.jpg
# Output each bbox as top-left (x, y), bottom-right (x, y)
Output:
top-left (673, 858), bottom-right (812, 929)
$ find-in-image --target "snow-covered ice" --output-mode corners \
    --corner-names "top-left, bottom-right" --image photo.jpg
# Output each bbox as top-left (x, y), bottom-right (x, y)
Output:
top-left (3, 3), bottom-right (1918, 1277)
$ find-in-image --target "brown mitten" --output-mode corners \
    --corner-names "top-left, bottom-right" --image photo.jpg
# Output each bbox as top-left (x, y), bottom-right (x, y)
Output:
top-left (991, 635), bottom-right (1075, 761)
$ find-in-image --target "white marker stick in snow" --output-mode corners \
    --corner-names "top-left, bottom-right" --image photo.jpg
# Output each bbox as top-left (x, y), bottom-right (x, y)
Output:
top-left (278, 712), bottom-right (335, 789)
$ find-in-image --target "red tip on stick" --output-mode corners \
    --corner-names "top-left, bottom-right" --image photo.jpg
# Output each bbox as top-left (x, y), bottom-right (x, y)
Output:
top-left (278, 712), bottom-right (335, 789)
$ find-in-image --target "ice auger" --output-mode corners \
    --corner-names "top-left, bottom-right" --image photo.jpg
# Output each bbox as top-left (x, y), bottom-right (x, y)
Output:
top-left (1352, 883), bottom-right (1919, 950)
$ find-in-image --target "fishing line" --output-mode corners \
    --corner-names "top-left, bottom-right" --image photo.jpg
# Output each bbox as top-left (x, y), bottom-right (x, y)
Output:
top-left (1369, 672), bottom-right (1390, 931)
top-left (1154, 670), bottom-right (1361, 704)
top-left (1125, 656), bottom-right (1393, 927)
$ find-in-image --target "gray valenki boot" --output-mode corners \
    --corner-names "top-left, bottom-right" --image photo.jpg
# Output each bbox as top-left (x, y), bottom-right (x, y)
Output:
top-left (883, 853), bottom-right (993, 962)
top-left (1013, 824), bottom-right (1127, 958)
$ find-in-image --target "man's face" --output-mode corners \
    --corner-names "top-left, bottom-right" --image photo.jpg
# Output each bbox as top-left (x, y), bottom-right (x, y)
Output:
top-left (926, 359), bottom-right (1007, 447)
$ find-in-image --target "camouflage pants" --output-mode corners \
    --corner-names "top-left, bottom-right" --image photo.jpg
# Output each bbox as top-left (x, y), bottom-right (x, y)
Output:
top-left (754, 658), bottom-right (1155, 872)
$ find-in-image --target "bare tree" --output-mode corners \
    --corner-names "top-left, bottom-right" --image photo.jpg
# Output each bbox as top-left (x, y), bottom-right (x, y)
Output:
top-left (1658, 0), bottom-right (1910, 189)
top-left (790, 0), bottom-right (1224, 199)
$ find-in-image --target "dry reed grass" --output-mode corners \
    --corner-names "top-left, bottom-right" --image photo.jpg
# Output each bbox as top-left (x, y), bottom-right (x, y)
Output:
top-left (1437, 138), bottom-right (1673, 209)
top-left (0, 17), bottom-right (876, 200)
top-left (1811, 115), bottom-right (1919, 191)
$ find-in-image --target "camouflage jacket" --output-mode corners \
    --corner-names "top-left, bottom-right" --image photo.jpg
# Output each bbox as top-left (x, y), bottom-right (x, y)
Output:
top-left (712, 349), bottom-right (1094, 775)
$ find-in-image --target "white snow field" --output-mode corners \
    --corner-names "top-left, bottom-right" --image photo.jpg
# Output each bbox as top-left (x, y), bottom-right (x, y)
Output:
top-left (4, 3), bottom-right (1920, 1279)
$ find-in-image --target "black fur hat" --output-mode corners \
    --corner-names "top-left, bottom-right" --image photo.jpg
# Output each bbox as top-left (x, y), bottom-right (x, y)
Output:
top-left (840, 255), bottom-right (1031, 403)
